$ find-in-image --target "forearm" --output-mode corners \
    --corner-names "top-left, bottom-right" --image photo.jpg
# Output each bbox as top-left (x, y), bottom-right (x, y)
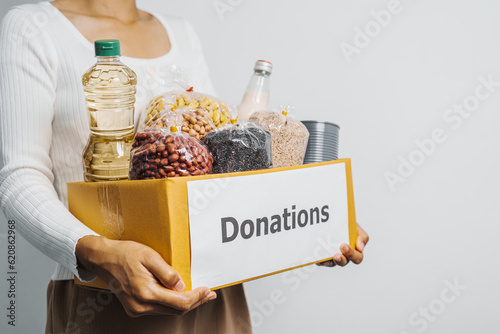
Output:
top-left (0, 169), bottom-right (100, 281)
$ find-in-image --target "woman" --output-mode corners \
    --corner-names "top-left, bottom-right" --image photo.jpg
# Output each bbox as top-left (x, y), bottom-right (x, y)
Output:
top-left (0, 0), bottom-right (369, 333)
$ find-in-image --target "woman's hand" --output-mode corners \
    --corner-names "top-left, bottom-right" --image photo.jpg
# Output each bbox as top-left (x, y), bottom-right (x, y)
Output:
top-left (75, 236), bottom-right (216, 317)
top-left (319, 223), bottom-right (369, 267)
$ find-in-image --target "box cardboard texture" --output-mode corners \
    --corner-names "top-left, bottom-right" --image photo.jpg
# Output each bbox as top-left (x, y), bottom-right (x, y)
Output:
top-left (69, 159), bottom-right (358, 291)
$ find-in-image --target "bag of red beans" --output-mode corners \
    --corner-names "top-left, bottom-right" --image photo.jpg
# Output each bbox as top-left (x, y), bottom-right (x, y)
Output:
top-left (129, 122), bottom-right (213, 180)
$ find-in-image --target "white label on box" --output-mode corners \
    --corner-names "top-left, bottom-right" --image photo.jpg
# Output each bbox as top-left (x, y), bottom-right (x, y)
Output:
top-left (187, 163), bottom-right (350, 289)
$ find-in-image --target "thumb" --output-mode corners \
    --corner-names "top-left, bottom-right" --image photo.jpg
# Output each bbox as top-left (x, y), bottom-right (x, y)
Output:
top-left (143, 252), bottom-right (185, 291)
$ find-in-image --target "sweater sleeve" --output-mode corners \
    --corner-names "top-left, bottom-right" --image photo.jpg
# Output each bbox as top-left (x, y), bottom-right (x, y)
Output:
top-left (0, 8), bottom-right (99, 282)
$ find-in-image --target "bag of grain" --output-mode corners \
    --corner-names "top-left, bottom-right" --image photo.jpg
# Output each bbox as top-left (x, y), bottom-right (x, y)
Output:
top-left (249, 109), bottom-right (309, 168)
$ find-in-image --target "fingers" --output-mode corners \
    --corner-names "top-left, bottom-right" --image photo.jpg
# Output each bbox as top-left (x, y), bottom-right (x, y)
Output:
top-left (181, 287), bottom-right (217, 311)
top-left (318, 252), bottom-right (348, 267)
top-left (139, 254), bottom-right (218, 312)
top-left (142, 252), bottom-right (185, 291)
top-left (333, 252), bottom-right (349, 266)
top-left (120, 285), bottom-right (217, 317)
top-left (356, 224), bottom-right (369, 252)
top-left (149, 285), bottom-right (216, 314)
top-left (356, 238), bottom-right (366, 252)
top-left (318, 224), bottom-right (370, 269)
top-left (317, 260), bottom-right (335, 267)
top-left (339, 243), bottom-right (363, 264)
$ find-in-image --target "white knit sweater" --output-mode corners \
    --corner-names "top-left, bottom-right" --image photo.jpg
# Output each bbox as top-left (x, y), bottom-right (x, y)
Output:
top-left (0, 1), bottom-right (216, 281)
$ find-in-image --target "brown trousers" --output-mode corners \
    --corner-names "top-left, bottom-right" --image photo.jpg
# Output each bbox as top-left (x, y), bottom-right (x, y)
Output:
top-left (46, 280), bottom-right (252, 334)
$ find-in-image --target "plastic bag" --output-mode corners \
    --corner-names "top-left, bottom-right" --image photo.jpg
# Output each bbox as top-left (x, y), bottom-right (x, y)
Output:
top-left (178, 109), bottom-right (215, 139)
top-left (249, 109), bottom-right (309, 168)
top-left (139, 88), bottom-right (232, 131)
top-left (144, 107), bottom-right (215, 140)
top-left (202, 122), bottom-right (272, 174)
top-left (129, 125), bottom-right (213, 180)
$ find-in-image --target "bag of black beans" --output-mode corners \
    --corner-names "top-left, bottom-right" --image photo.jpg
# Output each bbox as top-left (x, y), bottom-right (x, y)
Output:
top-left (202, 122), bottom-right (273, 174)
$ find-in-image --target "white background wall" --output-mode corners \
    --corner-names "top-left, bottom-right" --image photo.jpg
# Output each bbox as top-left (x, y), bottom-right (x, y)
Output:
top-left (1, 0), bottom-right (500, 333)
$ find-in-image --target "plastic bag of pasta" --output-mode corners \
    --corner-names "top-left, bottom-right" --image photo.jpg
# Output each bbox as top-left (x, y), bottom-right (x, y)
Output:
top-left (139, 87), bottom-right (232, 131)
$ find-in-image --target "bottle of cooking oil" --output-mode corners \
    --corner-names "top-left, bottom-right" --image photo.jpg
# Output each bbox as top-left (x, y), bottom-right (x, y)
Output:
top-left (82, 40), bottom-right (137, 182)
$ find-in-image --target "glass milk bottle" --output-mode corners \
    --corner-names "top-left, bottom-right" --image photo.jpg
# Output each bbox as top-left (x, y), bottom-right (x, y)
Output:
top-left (237, 60), bottom-right (273, 122)
top-left (82, 40), bottom-right (137, 182)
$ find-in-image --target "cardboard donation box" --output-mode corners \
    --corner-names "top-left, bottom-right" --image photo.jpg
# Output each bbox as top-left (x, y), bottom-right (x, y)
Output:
top-left (68, 159), bottom-right (357, 290)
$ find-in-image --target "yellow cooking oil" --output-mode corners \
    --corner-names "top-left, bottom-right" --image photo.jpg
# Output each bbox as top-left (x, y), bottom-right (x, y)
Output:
top-left (82, 40), bottom-right (137, 182)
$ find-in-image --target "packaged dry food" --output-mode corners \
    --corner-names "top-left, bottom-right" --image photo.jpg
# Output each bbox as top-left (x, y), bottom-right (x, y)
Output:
top-left (145, 107), bottom-right (215, 140)
top-left (129, 125), bottom-right (213, 180)
top-left (140, 88), bottom-right (232, 130)
top-left (249, 109), bottom-right (309, 168)
top-left (142, 107), bottom-right (177, 130)
top-left (202, 122), bottom-right (272, 174)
